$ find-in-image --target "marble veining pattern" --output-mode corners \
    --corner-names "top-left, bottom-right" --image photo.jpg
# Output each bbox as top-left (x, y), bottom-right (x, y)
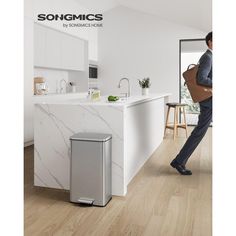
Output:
top-left (34, 103), bottom-right (125, 194)
top-left (34, 94), bottom-right (170, 196)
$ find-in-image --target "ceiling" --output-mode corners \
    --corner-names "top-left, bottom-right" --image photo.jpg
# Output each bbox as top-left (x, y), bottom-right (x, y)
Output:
top-left (75, 0), bottom-right (212, 32)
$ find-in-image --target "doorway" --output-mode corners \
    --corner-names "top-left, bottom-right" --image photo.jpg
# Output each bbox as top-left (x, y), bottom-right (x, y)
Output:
top-left (179, 39), bottom-right (207, 125)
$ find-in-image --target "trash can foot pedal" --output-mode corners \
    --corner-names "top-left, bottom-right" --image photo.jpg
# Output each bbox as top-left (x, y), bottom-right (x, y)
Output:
top-left (78, 197), bottom-right (94, 205)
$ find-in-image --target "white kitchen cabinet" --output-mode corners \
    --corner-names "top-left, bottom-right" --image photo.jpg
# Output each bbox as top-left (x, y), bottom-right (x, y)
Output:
top-left (60, 33), bottom-right (85, 71)
top-left (34, 23), bottom-right (85, 71)
top-left (44, 28), bottom-right (62, 69)
top-left (34, 23), bottom-right (46, 67)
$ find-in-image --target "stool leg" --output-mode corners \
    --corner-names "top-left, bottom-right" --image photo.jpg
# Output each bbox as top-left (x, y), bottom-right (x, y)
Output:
top-left (183, 106), bottom-right (188, 138)
top-left (164, 106), bottom-right (170, 138)
top-left (176, 107), bottom-right (179, 136)
top-left (173, 107), bottom-right (178, 140)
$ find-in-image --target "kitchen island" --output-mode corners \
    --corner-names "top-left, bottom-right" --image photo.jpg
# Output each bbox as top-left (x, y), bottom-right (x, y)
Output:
top-left (34, 93), bottom-right (170, 196)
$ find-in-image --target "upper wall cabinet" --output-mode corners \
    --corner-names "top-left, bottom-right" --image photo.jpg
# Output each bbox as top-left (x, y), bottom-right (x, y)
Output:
top-left (34, 23), bottom-right (85, 71)
top-left (60, 33), bottom-right (84, 71)
top-left (34, 24), bottom-right (46, 67)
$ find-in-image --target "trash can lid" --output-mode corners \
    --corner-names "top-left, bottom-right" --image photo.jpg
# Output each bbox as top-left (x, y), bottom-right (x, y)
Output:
top-left (70, 133), bottom-right (112, 142)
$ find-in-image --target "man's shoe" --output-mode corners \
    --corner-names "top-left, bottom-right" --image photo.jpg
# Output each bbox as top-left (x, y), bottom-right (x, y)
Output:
top-left (170, 160), bottom-right (192, 175)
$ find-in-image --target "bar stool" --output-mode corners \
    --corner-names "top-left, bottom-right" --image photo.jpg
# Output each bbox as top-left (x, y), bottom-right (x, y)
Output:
top-left (164, 103), bottom-right (188, 140)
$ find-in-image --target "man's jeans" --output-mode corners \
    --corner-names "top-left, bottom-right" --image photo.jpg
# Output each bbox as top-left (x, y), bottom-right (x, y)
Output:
top-left (174, 97), bottom-right (212, 165)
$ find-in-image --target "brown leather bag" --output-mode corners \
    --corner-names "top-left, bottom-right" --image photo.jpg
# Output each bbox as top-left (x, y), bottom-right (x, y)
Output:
top-left (182, 64), bottom-right (212, 103)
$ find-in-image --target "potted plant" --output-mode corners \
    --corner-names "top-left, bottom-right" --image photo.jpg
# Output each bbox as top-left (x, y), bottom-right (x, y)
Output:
top-left (138, 77), bottom-right (151, 95)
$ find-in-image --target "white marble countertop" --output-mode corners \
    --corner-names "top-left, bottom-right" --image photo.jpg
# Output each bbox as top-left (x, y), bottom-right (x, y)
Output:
top-left (35, 93), bottom-right (171, 107)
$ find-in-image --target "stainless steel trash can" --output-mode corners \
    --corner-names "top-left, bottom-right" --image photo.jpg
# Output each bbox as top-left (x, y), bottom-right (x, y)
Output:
top-left (70, 133), bottom-right (112, 206)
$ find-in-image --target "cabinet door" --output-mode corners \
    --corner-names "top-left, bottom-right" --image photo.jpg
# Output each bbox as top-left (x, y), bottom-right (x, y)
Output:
top-left (45, 28), bottom-right (62, 69)
top-left (34, 23), bottom-right (85, 71)
top-left (34, 24), bottom-right (46, 67)
top-left (61, 34), bottom-right (85, 71)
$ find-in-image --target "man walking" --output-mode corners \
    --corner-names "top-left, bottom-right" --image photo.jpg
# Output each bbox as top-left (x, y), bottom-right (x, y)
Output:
top-left (170, 32), bottom-right (212, 175)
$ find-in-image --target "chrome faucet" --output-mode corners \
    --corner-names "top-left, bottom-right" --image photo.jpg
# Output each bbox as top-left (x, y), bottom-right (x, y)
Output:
top-left (118, 78), bottom-right (131, 97)
top-left (60, 79), bottom-right (67, 93)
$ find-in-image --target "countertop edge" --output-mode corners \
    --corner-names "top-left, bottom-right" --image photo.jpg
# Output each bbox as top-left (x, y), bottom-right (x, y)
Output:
top-left (34, 93), bottom-right (171, 107)
top-left (125, 93), bottom-right (171, 108)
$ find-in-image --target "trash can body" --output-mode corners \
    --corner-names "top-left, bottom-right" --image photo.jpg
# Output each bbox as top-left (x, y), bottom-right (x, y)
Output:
top-left (70, 133), bottom-right (112, 206)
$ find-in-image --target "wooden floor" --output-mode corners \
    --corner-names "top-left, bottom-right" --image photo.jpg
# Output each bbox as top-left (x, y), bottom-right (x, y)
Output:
top-left (24, 127), bottom-right (212, 236)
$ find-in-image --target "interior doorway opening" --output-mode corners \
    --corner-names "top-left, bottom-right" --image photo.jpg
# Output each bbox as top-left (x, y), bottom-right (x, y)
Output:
top-left (179, 39), bottom-right (207, 126)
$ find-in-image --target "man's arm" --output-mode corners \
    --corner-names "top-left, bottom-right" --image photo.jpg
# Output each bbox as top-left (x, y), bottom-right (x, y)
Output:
top-left (197, 54), bottom-right (212, 87)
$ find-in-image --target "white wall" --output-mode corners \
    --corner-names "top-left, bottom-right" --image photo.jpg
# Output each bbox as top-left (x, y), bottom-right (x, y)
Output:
top-left (98, 6), bottom-right (207, 101)
top-left (34, 68), bottom-right (69, 94)
top-left (24, 16), bottom-right (34, 144)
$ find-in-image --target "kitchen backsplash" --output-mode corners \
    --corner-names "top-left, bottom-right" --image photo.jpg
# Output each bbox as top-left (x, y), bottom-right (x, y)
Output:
top-left (34, 67), bottom-right (69, 94)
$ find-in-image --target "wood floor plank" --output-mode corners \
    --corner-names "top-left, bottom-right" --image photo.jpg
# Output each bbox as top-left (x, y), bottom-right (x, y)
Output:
top-left (24, 127), bottom-right (212, 236)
